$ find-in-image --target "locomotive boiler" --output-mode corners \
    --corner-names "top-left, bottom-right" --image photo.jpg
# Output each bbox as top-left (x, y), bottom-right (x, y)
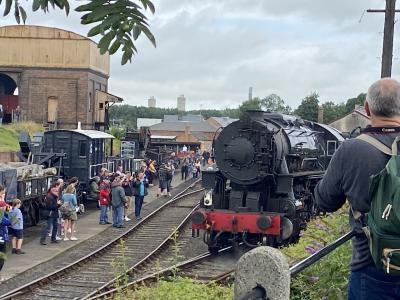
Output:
top-left (191, 110), bottom-right (344, 252)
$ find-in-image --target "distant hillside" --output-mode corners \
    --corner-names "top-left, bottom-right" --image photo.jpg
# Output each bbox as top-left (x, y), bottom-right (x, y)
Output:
top-left (0, 122), bottom-right (44, 152)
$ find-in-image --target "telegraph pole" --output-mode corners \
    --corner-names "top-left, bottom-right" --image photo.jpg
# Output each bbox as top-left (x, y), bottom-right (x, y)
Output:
top-left (368, 0), bottom-right (399, 77)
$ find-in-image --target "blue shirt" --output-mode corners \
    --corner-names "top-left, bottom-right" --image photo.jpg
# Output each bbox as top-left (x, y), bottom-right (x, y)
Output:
top-left (62, 193), bottom-right (78, 209)
top-left (8, 207), bottom-right (23, 230)
top-left (139, 182), bottom-right (145, 196)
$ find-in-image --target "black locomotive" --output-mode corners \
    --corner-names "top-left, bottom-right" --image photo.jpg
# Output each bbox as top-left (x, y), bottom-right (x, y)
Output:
top-left (192, 110), bottom-right (344, 252)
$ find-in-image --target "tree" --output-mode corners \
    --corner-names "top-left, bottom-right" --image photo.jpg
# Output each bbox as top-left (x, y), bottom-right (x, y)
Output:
top-left (238, 98), bottom-right (262, 117)
top-left (295, 92), bottom-right (319, 122)
top-left (321, 101), bottom-right (346, 124)
top-left (260, 94), bottom-right (292, 114)
top-left (1, 0), bottom-right (156, 65)
top-left (345, 93), bottom-right (366, 113)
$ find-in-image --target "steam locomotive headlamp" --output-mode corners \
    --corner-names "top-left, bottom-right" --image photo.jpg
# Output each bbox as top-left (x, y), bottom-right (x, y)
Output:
top-left (257, 215), bottom-right (272, 230)
top-left (203, 190), bottom-right (213, 207)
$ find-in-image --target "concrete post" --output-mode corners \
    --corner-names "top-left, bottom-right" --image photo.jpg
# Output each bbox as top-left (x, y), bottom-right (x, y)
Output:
top-left (234, 246), bottom-right (290, 300)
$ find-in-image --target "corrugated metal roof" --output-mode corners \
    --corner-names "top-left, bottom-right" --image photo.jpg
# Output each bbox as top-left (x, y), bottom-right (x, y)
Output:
top-left (150, 121), bottom-right (216, 132)
top-left (72, 129), bottom-right (115, 139)
top-left (209, 117), bottom-right (238, 128)
top-left (137, 118), bottom-right (163, 128)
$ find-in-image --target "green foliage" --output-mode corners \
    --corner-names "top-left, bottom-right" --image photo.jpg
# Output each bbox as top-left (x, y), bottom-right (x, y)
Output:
top-left (1, 0), bottom-right (155, 65)
top-left (109, 91), bottom-right (367, 128)
top-left (0, 122), bottom-right (44, 152)
top-left (111, 239), bottom-right (130, 298)
top-left (238, 98), bottom-right (262, 117)
top-left (108, 126), bottom-right (125, 140)
top-left (109, 105), bottom-right (242, 128)
top-left (110, 105), bottom-right (180, 129)
top-left (321, 101), bottom-right (346, 124)
top-left (321, 93), bottom-right (366, 124)
top-left (282, 208), bottom-right (352, 300)
top-left (261, 94), bottom-right (292, 114)
top-left (0, 127), bottom-right (19, 152)
top-left (344, 93), bottom-right (366, 113)
top-left (130, 278), bottom-right (233, 300)
top-left (170, 228), bottom-right (184, 277)
top-left (294, 92), bottom-right (320, 122)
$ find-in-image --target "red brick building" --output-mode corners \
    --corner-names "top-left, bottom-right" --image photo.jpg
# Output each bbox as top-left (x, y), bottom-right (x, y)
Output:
top-left (0, 25), bottom-right (121, 129)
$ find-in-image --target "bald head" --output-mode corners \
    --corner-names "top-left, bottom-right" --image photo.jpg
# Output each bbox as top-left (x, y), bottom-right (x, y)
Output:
top-left (366, 78), bottom-right (400, 118)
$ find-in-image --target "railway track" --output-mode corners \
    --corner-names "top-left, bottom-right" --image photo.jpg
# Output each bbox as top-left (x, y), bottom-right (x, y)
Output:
top-left (0, 180), bottom-right (203, 300)
top-left (89, 246), bottom-right (243, 299)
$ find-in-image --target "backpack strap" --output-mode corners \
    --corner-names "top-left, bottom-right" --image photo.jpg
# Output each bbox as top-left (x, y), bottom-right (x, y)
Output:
top-left (350, 134), bottom-right (391, 224)
top-left (356, 134), bottom-right (392, 155)
top-left (391, 136), bottom-right (400, 155)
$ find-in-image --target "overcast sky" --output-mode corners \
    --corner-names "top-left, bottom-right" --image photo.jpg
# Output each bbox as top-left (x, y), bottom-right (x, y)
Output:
top-left (0, 0), bottom-right (397, 110)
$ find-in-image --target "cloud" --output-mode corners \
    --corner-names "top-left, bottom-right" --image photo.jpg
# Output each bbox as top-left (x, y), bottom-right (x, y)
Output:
top-left (0, 0), bottom-right (397, 110)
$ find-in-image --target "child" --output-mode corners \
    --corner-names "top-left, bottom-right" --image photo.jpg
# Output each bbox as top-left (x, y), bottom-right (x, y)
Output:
top-left (8, 199), bottom-right (25, 254)
top-left (0, 200), bottom-right (11, 271)
top-left (99, 179), bottom-right (111, 225)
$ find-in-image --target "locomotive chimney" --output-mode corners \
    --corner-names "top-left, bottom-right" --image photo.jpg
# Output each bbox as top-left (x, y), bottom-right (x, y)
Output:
top-left (318, 106), bottom-right (324, 123)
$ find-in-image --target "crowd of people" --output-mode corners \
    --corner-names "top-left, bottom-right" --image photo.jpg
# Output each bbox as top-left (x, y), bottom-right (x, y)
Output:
top-left (0, 150), bottom-right (209, 278)
top-left (90, 164), bottom-right (150, 226)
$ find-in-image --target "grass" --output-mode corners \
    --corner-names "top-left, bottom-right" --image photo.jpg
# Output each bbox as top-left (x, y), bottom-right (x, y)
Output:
top-left (124, 209), bottom-right (351, 300)
top-left (282, 208), bottom-right (352, 299)
top-left (0, 122), bottom-right (44, 152)
top-left (127, 278), bottom-right (233, 300)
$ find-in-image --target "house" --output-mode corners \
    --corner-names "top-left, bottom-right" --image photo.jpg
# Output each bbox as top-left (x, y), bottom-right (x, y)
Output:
top-left (149, 115), bottom-right (216, 150)
top-left (329, 106), bottom-right (370, 136)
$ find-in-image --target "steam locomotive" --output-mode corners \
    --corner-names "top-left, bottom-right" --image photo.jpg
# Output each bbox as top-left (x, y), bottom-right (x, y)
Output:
top-left (192, 110), bottom-right (344, 252)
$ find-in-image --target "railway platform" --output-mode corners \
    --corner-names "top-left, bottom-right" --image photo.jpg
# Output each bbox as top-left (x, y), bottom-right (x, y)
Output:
top-left (0, 174), bottom-right (191, 283)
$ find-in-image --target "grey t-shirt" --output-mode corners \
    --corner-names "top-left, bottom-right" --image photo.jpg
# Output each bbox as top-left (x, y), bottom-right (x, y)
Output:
top-left (314, 131), bottom-right (399, 271)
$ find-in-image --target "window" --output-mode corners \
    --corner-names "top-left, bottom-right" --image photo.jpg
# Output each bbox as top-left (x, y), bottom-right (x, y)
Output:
top-left (78, 140), bottom-right (87, 157)
top-left (99, 102), bottom-right (104, 110)
top-left (327, 141), bottom-right (337, 156)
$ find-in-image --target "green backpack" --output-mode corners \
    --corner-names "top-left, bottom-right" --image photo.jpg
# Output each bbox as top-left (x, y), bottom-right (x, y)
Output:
top-left (356, 134), bottom-right (400, 274)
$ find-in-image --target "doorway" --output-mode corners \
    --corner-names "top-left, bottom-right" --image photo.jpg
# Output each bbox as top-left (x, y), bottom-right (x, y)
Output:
top-left (47, 96), bottom-right (58, 123)
top-left (0, 73), bottom-right (18, 124)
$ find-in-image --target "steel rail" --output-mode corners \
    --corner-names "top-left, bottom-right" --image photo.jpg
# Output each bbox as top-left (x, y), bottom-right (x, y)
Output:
top-left (0, 179), bottom-right (203, 300)
top-left (88, 246), bottom-right (236, 300)
top-left (81, 202), bottom-right (201, 299)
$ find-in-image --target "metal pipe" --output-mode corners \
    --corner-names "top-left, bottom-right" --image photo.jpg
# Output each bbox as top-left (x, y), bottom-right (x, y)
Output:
top-left (290, 230), bottom-right (356, 276)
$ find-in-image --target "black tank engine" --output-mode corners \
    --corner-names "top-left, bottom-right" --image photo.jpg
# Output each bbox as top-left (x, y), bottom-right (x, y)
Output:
top-left (192, 110), bottom-right (344, 251)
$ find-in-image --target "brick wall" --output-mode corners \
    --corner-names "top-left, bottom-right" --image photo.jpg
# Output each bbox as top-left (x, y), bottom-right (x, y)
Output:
top-left (3, 67), bottom-right (107, 129)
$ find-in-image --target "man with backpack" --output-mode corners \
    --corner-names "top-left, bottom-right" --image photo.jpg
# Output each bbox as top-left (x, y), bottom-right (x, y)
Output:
top-left (315, 78), bottom-right (400, 300)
